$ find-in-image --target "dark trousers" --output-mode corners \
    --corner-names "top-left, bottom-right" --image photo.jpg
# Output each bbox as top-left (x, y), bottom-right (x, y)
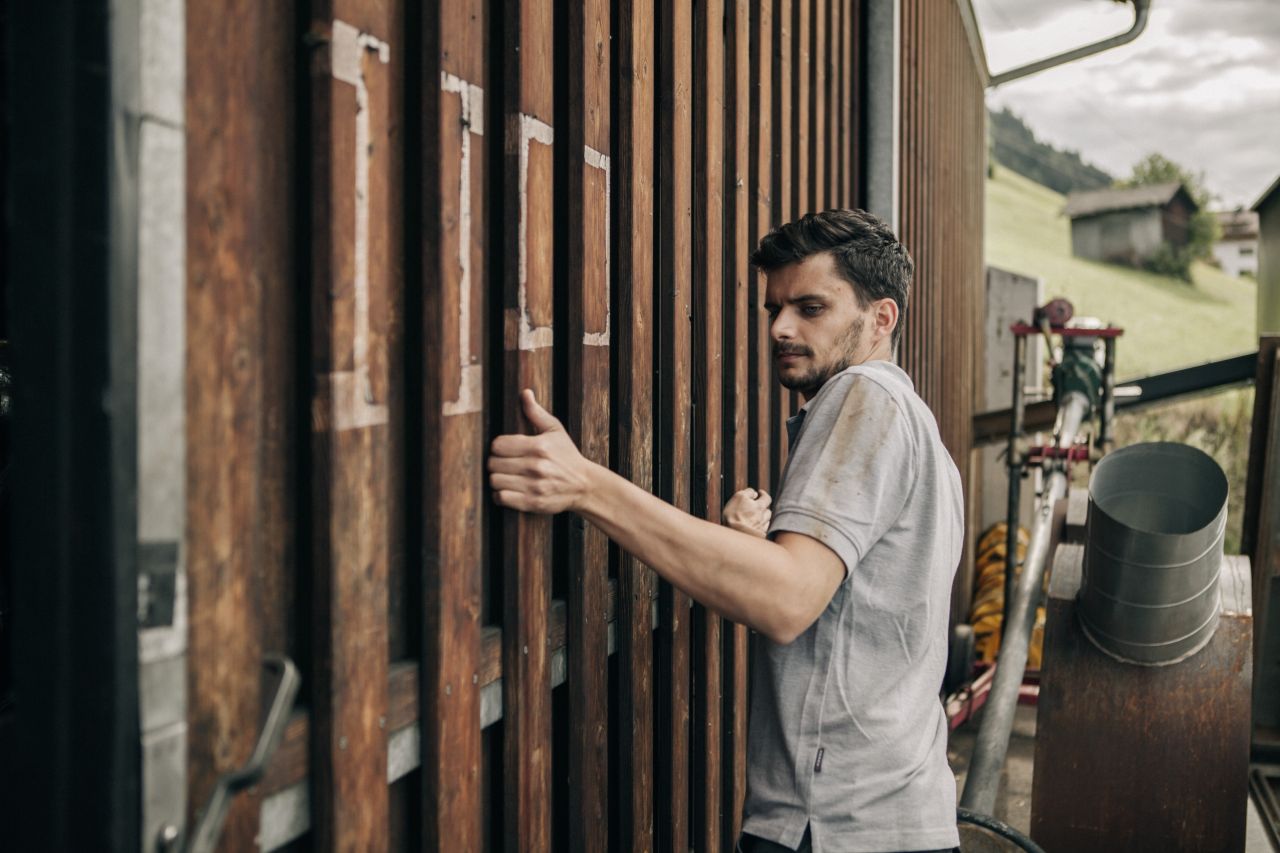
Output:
top-left (737, 826), bottom-right (958, 853)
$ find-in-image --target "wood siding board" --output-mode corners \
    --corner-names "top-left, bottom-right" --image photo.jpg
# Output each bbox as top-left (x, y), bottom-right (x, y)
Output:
top-left (185, 1), bottom-right (295, 845)
top-left (565, 0), bottom-right (612, 847)
top-left (751, 0), bottom-right (775, 496)
top-left (501, 0), bottom-right (556, 849)
top-left (725, 0), bottom-right (754, 837)
top-left (656, 0), bottom-right (694, 846)
top-left (306, 4), bottom-right (400, 849)
top-left (421, 0), bottom-right (486, 848)
top-left (692, 0), bottom-right (725, 847)
top-left (791, 0), bottom-right (809, 219)
top-left (613, 0), bottom-right (658, 845)
top-left (812, 0), bottom-right (825, 212)
top-left (771, 0), bottom-right (792, 489)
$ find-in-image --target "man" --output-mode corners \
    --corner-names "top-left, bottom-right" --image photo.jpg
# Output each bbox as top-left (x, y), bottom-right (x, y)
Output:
top-left (488, 209), bottom-right (962, 853)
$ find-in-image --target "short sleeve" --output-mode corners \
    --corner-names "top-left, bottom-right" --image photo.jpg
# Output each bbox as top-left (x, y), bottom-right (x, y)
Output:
top-left (767, 374), bottom-right (917, 578)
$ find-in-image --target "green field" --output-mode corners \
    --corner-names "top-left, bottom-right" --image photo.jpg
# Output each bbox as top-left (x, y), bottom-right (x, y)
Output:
top-left (985, 165), bottom-right (1257, 380)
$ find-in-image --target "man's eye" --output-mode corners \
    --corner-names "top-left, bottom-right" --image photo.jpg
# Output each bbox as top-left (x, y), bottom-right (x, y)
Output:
top-left (802, 304), bottom-right (824, 316)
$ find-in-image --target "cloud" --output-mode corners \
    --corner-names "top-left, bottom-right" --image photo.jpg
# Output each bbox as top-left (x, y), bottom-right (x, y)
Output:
top-left (981, 0), bottom-right (1280, 207)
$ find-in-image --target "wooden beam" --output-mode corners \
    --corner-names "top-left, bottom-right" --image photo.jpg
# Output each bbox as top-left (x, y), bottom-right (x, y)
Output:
top-left (656, 0), bottom-right (693, 845)
top-left (692, 0), bottom-right (725, 847)
top-left (419, 0), bottom-right (486, 848)
top-left (613, 0), bottom-right (657, 844)
top-left (185, 1), bottom-right (294, 847)
top-left (564, 0), bottom-right (612, 847)
top-left (306, 4), bottom-right (400, 849)
top-left (724, 0), bottom-right (754, 839)
top-left (501, 0), bottom-right (556, 848)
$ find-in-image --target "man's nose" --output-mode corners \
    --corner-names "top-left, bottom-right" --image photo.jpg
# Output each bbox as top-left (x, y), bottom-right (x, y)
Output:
top-left (770, 308), bottom-right (795, 341)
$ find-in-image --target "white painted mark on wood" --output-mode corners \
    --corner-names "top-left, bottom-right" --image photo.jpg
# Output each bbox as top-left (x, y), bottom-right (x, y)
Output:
top-left (326, 19), bottom-right (390, 430)
top-left (441, 71), bottom-right (485, 416)
top-left (517, 113), bottom-right (555, 351)
top-left (583, 145), bottom-right (611, 347)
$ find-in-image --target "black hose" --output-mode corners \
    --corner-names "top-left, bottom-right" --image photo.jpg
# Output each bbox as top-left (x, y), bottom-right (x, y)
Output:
top-left (957, 807), bottom-right (1047, 853)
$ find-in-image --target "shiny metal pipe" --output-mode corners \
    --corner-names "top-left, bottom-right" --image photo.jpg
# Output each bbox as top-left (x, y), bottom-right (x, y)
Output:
top-left (959, 392), bottom-right (1090, 814)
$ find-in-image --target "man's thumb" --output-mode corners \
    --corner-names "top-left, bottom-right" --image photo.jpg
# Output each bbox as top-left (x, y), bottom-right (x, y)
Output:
top-left (522, 389), bottom-right (560, 433)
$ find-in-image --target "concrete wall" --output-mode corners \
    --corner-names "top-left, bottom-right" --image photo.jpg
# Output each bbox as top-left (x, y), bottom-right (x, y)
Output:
top-left (1070, 208), bottom-right (1164, 268)
top-left (117, 0), bottom-right (188, 845)
top-left (978, 266), bottom-right (1043, 534)
top-left (1260, 192), bottom-right (1280, 336)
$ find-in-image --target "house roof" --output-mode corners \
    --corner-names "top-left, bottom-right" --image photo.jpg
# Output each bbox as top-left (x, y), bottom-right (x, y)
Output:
top-left (1063, 182), bottom-right (1195, 219)
top-left (1214, 210), bottom-right (1259, 241)
top-left (1253, 174), bottom-right (1280, 214)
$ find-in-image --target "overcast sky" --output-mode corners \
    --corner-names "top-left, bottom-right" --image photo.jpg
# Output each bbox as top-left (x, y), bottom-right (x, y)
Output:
top-left (973, 0), bottom-right (1280, 208)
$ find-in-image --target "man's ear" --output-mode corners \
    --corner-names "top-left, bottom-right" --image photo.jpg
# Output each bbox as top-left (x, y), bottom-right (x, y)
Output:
top-left (873, 298), bottom-right (898, 344)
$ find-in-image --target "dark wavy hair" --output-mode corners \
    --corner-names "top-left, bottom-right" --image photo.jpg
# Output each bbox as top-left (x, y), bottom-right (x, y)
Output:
top-left (749, 208), bottom-right (913, 348)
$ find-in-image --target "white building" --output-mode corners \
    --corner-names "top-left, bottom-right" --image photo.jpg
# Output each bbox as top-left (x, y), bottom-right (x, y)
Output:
top-left (1212, 209), bottom-right (1260, 278)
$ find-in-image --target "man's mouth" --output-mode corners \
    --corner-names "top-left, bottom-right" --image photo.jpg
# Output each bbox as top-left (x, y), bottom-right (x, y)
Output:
top-left (774, 348), bottom-right (811, 364)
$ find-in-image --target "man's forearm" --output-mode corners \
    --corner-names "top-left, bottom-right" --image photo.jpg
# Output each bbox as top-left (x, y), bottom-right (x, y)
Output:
top-left (577, 461), bottom-right (813, 644)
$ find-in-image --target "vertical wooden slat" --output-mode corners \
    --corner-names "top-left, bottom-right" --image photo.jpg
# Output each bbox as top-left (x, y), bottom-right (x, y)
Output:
top-left (791, 0), bottom-right (809, 220)
top-left (692, 0), bottom-right (725, 847)
top-left (724, 0), bottom-right (753, 841)
top-left (812, 0), bottom-right (825, 212)
top-left (186, 1), bottom-right (294, 846)
top-left (825, 0), bottom-right (839, 207)
top-left (656, 0), bottom-right (693, 846)
top-left (565, 0), bottom-right (612, 847)
top-left (307, 1), bottom-right (399, 847)
top-left (501, 0), bottom-right (555, 848)
top-left (614, 0), bottom-right (657, 845)
top-left (843, 0), bottom-right (856, 207)
top-left (420, 0), bottom-right (486, 847)
top-left (770, 0), bottom-right (792, 487)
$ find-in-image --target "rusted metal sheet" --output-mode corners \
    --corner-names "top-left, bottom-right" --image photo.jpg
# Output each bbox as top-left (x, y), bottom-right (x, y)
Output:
top-left (185, 2), bottom-right (295, 847)
top-left (724, 0), bottom-right (754, 841)
top-left (420, 0), bottom-right (487, 848)
top-left (692, 0), bottom-right (725, 847)
top-left (1031, 546), bottom-right (1252, 851)
top-left (564, 0), bottom-right (612, 847)
top-left (656, 0), bottom-right (693, 846)
top-left (307, 4), bottom-right (400, 848)
top-left (500, 0), bottom-right (555, 849)
top-left (614, 0), bottom-right (657, 846)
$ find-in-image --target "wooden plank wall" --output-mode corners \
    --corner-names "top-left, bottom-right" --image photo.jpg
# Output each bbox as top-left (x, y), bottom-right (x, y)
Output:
top-left (181, 0), bottom-right (987, 849)
top-left (899, 0), bottom-right (986, 616)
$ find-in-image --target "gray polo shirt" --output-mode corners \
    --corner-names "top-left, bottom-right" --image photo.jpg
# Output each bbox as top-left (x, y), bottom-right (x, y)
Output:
top-left (742, 359), bottom-right (962, 852)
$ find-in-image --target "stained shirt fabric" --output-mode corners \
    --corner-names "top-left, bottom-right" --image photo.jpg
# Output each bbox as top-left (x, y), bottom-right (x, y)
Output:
top-left (741, 359), bottom-right (963, 853)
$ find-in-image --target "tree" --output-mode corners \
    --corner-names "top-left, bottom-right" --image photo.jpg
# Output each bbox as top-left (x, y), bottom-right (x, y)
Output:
top-left (1118, 153), bottom-right (1220, 281)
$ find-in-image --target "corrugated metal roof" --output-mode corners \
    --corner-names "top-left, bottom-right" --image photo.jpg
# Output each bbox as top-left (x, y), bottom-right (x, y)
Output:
top-left (1063, 182), bottom-right (1190, 219)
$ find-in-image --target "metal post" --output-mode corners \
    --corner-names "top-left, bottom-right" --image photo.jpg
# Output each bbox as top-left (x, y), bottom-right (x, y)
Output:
top-left (961, 392), bottom-right (1091, 815)
top-left (1003, 335), bottom-right (1027, 631)
top-left (1098, 336), bottom-right (1117, 452)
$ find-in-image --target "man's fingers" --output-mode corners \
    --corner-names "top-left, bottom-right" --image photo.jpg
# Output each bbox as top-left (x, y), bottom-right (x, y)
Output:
top-left (489, 472), bottom-right (529, 493)
top-left (487, 455), bottom-right (538, 475)
top-left (521, 388), bottom-right (562, 434)
top-left (491, 433), bottom-right (539, 457)
top-left (756, 490), bottom-right (772, 508)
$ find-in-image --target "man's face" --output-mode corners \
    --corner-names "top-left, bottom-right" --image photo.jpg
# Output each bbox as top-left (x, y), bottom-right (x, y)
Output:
top-left (764, 253), bottom-right (878, 399)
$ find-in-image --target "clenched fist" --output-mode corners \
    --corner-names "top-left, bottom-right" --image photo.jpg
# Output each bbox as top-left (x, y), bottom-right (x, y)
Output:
top-left (723, 488), bottom-right (772, 538)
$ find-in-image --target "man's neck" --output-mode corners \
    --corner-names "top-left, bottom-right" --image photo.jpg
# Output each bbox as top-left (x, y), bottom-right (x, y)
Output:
top-left (798, 350), bottom-right (894, 404)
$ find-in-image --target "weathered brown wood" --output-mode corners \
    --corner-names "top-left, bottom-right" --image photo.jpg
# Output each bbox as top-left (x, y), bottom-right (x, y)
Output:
top-left (656, 0), bottom-right (693, 846)
top-left (1031, 547), bottom-right (1252, 851)
top-left (564, 0), bottom-right (612, 848)
top-left (307, 3), bottom-right (400, 848)
top-left (420, 0), bottom-right (486, 848)
top-left (185, 2), bottom-right (294, 845)
top-left (692, 0), bottom-right (725, 847)
top-left (792, 0), bottom-right (809, 220)
top-left (614, 0), bottom-right (657, 847)
top-left (501, 0), bottom-right (556, 849)
top-left (812, 0), bottom-right (826, 212)
top-left (769, 0), bottom-right (792, 488)
top-left (751, 0), bottom-right (775, 497)
top-left (842, 0), bottom-right (856, 206)
top-left (725, 0), bottom-right (754, 839)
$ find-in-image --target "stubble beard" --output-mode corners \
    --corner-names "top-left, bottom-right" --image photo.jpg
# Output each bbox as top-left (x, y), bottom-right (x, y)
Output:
top-left (778, 315), bottom-right (866, 398)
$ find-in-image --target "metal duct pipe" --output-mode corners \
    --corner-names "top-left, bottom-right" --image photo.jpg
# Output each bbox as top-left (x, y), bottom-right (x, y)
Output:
top-left (987, 0), bottom-right (1152, 89)
top-left (960, 391), bottom-right (1091, 815)
top-left (1077, 443), bottom-right (1227, 664)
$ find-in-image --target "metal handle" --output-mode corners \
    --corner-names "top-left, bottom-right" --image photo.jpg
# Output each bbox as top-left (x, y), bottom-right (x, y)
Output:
top-left (164, 655), bottom-right (300, 853)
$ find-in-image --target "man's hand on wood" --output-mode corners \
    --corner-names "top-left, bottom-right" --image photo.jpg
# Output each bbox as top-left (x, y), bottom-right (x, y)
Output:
top-left (489, 389), bottom-right (592, 514)
top-left (723, 488), bottom-right (772, 538)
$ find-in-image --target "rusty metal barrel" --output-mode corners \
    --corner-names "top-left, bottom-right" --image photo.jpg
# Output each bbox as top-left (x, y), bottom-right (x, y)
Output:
top-left (1078, 442), bottom-right (1228, 665)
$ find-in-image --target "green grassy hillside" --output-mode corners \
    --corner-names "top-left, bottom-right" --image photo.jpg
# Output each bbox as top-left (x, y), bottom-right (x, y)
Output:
top-left (985, 165), bottom-right (1257, 380)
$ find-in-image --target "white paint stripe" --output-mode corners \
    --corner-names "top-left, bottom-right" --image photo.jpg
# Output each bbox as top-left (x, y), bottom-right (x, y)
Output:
top-left (327, 20), bottom-right (390, 430)
top-left (517, 113), bottom-right (555, 351)
top-left (583, 145), bottom-right (611, 347)
top-left (441, 72), bottom-right (485, 416)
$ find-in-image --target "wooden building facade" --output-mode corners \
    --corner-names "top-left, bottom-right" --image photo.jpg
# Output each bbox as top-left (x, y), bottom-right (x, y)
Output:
top-left (0, 0), bottom-right (988, 849)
